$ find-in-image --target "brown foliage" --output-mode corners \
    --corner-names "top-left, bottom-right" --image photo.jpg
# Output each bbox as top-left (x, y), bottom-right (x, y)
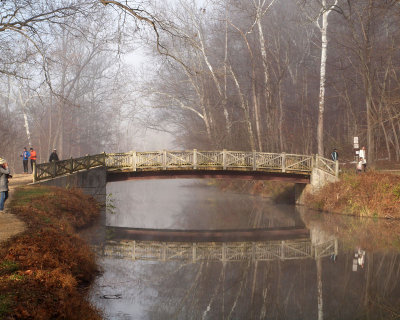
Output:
top-left (0, 186), bottom-right (101, 319)
top-left (305, 171), bottom-right (400, 218)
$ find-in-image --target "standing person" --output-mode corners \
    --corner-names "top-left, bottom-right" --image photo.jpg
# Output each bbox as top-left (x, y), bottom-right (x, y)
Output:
top-left (359, 146), bottom-right (367, 172)
top-left (331, 148), bottom-right (339, 161)
top-left (356, 158), bottom-right (363, 174)
top-left (21, 147), bottom-right (30, 173)
top-left (0, 158), bottom-right (10, 211)
top-left (49, 149), bottom-right (59, 162)
top-left (29, 147), bottom-right (37, 173)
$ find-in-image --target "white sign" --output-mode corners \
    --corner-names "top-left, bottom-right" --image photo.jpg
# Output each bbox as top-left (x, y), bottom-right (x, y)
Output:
top-left (356, 150), bottom-right (359, 155)
top-left (354, 143), bottom-right (359, 149)
top-left (353, 137), bottom-right (359, 144)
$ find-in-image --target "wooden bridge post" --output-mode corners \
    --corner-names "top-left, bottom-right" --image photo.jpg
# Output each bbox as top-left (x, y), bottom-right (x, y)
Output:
top-left (102, 152), bottom-right (106, 167)
top-left (85, 154), bottom-right (90, 170)
top-left (162, 150), bottom-right (167, 170)
top-left (162, 243), bottom-right (167, 261)
top-left (223, 149), bottom-right (227, 170)
top-left (335, 160), bottom-right (339, 178)
top-left (193, 149), bottom-right (197, 170)
top-left (70, 157), bottom-right (74, 174)
top-left (222, 243), bottom-right (227, 262)
top-left (52, 161), bottom-right (57, 178)
top-left (252, 151), bottom-right (257, 171)
top-left (281, 153), bottom-right (286, 173)
top-left (33, 162), bottom-right (37, 183)
top-left (192, 243), bottom-right (197, 263)
top-left (131, 151), bottom-right (137, 171)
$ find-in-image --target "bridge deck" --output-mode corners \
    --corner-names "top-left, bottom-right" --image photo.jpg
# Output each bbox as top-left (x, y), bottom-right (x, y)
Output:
top-left (107, 169), bottom-right (310, 183)
top-left (106, 226), bottom-right (310, 242)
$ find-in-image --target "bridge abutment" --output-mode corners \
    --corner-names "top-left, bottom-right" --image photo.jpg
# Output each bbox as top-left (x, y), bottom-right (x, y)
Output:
top-left (295, 167), bottom-right (339, 205)
top-left (35, 166), bottom-right (107, 204)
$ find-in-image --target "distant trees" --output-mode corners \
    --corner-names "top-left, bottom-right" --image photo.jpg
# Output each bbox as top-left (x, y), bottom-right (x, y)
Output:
top-left (133, 0), bottom-right (400, 163)
top-left (1, 0), bottom-right (400, 169)
top-left (0, 1), bottom-right (135, 169)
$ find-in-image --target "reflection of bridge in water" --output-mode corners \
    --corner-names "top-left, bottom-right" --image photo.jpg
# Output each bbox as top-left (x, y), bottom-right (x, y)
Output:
top-left (98, 227), bottom-right (338, 262)
top-left (98, 239), bottom-right (337, 262)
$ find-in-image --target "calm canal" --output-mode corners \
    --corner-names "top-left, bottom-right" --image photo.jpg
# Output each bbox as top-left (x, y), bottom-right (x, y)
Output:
top-left (89, 179), bottom-right (400, 319)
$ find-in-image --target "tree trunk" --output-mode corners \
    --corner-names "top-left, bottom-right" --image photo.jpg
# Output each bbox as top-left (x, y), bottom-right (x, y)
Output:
top-left (317, 1), bottom-right (329, 156)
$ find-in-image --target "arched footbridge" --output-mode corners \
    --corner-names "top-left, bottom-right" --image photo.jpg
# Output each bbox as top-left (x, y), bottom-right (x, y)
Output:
top-left (33, 149), bottom-right (339, 184)
top-left (33, 150), bottom-right (339, 260)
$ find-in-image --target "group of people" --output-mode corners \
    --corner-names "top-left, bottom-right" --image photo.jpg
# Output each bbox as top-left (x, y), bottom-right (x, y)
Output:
top-left (0, 148), bottom-right (60, 212)
top-left (21, 147), bottom-right (37, 174)
top-left (331, 146), bottom-right (367, 173)
top-left (21, 147), bottom-right (59, 174)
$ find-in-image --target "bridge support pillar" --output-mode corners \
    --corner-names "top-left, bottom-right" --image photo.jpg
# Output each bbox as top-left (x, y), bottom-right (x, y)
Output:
top-left (296, 167), bottom-right (340, 205)
top-left (294, 183), bottom-right (311, 205)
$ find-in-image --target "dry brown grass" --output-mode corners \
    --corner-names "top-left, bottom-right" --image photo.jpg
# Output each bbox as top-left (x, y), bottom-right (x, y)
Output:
top-left (305, 171), bottom-right (400, 218)
top-left (0, 186), bottom-right (101, 319)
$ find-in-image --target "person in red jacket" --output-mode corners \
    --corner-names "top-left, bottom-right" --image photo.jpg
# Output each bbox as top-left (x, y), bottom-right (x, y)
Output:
top-left (29, 147), bottom-right (37, 173)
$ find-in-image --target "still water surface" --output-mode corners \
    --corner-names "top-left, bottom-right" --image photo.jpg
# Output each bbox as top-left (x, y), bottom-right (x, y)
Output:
top-left (90, 179), bottom-right (400, 320)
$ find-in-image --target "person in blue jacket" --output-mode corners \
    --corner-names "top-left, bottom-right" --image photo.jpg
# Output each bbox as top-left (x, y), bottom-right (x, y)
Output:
top-left (331, 148), bottom-right (339, 161)
top-left (21, 147), bottom-right (30, 173)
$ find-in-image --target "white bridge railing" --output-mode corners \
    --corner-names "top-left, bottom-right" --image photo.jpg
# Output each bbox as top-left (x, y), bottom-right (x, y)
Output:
top-left (33, 150), bottom-right (339, 182)
top-left (106, 150), bottom-right (314, 172)
top-left (96, 239), bottom-right (338, 262)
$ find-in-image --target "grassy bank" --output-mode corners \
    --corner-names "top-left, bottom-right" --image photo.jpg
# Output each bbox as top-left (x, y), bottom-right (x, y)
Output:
top-left (305, 171), bottom-right (400, 219)
top-left (0, 186), bottom-right (101, 319)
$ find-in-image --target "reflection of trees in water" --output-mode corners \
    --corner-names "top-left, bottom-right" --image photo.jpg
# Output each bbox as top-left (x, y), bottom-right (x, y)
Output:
top-left (300, 207), bottom-right (400, 251)
top-left (130, 250), bottom-right (400, 319)
top-left (178, 189), bottom-right (305, 230)
top-left (143, 259), bottom-right (319, 319)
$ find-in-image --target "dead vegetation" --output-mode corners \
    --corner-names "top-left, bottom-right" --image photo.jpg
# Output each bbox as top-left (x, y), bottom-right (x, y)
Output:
top-left (305, 171), bottom-right (400, 219)
top-left (0, 186), bottom-right (101, 320)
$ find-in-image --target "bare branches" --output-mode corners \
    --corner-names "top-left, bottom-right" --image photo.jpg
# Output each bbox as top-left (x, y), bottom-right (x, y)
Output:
top-left (99, 0), bottom-right (192, 73)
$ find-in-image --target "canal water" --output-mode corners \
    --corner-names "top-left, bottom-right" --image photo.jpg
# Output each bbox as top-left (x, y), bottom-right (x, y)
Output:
top-left (89, 179), bottom-right (400, 319)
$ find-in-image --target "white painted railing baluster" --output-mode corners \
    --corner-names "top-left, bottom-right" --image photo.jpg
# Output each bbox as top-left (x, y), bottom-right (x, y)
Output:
top-left (335, 160), bottom-right (339, 177)
top-left (223, 149), bottom-right (227, 170)
top-left (192, 243), bottom-right (197, 263)
top-left (193, 149), bottom-right (197, 170)
top-left (162, 150), bottom-right (167, 170)
top-left (131, 151), bottom-right (137, 171)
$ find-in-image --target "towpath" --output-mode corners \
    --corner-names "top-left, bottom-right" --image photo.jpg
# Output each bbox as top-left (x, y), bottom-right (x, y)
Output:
top-left (0, 174), bottom-right (32, 243)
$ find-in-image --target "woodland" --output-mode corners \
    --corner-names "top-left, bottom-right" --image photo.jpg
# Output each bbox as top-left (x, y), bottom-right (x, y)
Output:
top-left (1, 0), bottom-right (399, 170)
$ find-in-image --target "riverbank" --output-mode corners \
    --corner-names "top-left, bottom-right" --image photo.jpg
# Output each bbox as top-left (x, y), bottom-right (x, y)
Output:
top-left (0, 174), bottom-right (33, 243)
top-left (215, 171), bottom-right (400, 219)
top-left (0, 185), bottom-right (102, 319)
top-left (304, 171), bottom-right (400, 219)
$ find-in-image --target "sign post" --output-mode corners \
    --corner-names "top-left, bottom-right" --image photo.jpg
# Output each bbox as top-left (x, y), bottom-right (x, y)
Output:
top-left (354, 137), bottom-right (359, 161)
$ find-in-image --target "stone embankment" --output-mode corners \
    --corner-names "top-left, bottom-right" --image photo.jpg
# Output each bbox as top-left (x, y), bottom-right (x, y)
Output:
top-left (0, 174), bottom-right (31, 243)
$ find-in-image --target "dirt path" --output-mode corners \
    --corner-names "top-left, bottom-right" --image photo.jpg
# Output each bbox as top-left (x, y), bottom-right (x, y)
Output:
top-left (0, 174), bottom-right (33, 243)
